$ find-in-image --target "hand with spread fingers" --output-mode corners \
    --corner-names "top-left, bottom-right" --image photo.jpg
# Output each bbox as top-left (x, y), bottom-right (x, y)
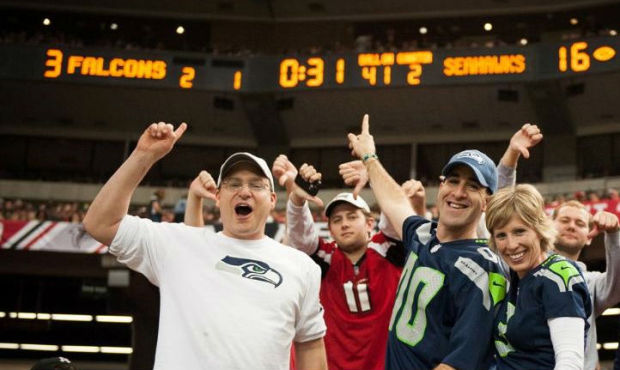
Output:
top-left (339, 160), bottom-right (368, 199)
top-left (347, 114), bottom-right (376, 161)
top-left (135, 121), bottom-right (187, 161)
top-left (402, 179), bottom-right (426, 217)
top-left (272, 155), bottom-right (324, 207)
top-left (509, 123), bottom-right (543, 159)
top-left (588, 211), bottom-right (620, 239)
top-left (189, 170), bottom-right (217, 201)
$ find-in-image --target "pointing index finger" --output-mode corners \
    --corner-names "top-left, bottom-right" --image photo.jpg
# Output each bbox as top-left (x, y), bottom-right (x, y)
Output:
top-left (361, 114), bottom-right (370, 134)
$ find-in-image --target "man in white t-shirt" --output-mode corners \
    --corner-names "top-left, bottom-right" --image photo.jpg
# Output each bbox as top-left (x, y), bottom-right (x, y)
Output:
top-left (83, 122), bottom-right (327, 370)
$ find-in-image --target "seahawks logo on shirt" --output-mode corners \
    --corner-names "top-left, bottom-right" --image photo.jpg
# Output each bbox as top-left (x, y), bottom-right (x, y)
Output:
top-left (216, 256), bottom-right (283, 288)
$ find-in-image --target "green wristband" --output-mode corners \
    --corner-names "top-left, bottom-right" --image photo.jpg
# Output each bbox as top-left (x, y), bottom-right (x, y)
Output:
top-left (362, 153), bottom-right (378, 163)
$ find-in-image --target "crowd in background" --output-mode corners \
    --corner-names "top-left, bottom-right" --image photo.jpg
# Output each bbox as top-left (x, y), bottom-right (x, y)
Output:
top-left (1, 186), bottom-right (617, 224)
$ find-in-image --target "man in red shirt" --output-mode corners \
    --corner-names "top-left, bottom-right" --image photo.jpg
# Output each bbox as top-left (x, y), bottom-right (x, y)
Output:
top-left (273, 155), bottom-right (424, 370)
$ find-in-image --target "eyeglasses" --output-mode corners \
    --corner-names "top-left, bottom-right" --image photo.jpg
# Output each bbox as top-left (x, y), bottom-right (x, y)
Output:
top-left (221, 179), bottom-right (271, 192)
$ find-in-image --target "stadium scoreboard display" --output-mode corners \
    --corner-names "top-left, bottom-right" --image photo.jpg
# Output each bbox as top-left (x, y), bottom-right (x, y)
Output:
top-left (0, 36), bottom-right (617, 92)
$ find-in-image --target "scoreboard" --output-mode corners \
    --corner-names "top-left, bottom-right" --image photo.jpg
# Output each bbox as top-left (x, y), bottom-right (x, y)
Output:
top-left (0, 36), bottom-right (617, 92)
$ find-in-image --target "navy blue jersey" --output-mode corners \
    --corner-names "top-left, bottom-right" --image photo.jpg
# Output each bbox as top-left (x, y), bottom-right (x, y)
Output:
top-left (386, 216), bottom-right (507, 370)
top-left (494, 254), bottom-right (592, 369)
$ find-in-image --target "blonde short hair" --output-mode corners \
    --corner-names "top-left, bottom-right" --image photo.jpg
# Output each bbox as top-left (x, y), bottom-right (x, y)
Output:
top-left (485, 184), bottom-right (556, 253)
top-left (551, 200), bottom-right (593, 228)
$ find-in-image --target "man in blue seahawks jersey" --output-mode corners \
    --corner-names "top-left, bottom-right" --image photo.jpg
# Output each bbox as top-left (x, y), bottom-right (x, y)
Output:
top-left (344, 115), bottom-right (506, 370)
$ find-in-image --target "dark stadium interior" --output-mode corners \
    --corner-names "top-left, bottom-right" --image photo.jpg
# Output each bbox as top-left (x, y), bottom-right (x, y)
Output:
top-left (1, 0), bottom-right (620, 368)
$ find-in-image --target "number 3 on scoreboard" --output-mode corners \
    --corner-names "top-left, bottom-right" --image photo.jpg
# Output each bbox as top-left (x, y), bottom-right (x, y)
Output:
top-left (389, 252), bottom-right (444, 346)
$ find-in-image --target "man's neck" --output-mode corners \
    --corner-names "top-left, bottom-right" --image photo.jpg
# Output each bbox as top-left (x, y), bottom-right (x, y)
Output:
top-left (553, 244), bottom-right (582, 261)
top-left (343, 247), bottom-right (367, 265)
top-left (436, 223), bottom-right (478, 243)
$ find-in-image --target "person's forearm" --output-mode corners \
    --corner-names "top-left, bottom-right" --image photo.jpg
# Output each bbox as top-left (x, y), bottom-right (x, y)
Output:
top-left (594, 231), bottom-right (620, 316)
top-left (184, 193), bottom-right (204, 227)
top-left (295, 338), bottom-right (328, 370)
top-left (365, 158), bottom-right (413, 240)
top-left (549, 317), bottom-right (584, 370)
top-left (497, 162), bottom-right (516, 189)
top-left (500, 146), bottom-right (521, 169)
top-left (286, 198), bottom-right (319, 254)
top-left (83, 150), bottom-right (157, 245)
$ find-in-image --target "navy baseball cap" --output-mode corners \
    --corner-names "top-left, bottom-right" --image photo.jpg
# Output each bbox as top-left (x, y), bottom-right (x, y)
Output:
top-left (441, 150), bottom-right (498, 194)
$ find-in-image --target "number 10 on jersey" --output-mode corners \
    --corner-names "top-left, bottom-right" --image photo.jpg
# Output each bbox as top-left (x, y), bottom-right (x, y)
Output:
top-left (389, 251), bottom-right (445, 346)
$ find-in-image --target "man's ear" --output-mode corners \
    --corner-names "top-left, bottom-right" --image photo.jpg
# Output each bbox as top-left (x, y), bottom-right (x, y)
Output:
top-left (366, 216), bottom-right (375, 234)
top-left (215, 189), bottom-right (221, 208)
top-left (270, 191), bottom-right (277, 211)
top-left (481, 193), bottom-right (491, 212)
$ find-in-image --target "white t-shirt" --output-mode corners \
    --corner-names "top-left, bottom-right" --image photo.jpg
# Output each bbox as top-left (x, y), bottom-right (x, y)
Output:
top-left (110, 215), bottom-right (326, 370)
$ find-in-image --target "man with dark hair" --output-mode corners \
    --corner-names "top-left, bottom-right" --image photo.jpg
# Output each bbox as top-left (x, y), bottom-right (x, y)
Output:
top-left (345, 115), bottom-right (506, 370)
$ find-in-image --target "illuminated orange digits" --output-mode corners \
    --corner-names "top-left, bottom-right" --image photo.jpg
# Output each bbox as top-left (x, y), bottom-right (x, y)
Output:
top-left (335, 59), bottom-right (345, 84)
top-left (306, 57), bottom-right (324, 87)
top-left (361, 67), bottom-right (377, 86)
top-left (279, 59), bottom-right (299, 88)
top-left (570, 42), bottom-right (590, 72)
top-left (234, 71), bottom-right (242, 90)
top-left (44, 49), bottom-right (63, 78)
top-left (407, 64), bottom-right (422, 85)
top-left (558, 46), bottom-right (568, 72)
top-left (179, 66), bottom-right (195, 89)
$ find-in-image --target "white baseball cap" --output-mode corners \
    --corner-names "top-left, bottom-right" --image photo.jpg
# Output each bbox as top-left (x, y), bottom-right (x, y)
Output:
top-left (217, 152), bottom-right (275, 190)
top-left (325, 192), bottom-right (371, 217)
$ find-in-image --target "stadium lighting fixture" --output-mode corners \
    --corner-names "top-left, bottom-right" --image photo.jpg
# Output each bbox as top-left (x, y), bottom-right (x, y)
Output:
top-left (0, 343), bottom-right (19, 349)
top-left (21, 344), bottom-right (59, 351)
top-left (484, 23), bottom-right (493, 31)
top-left (570, 18), bottom-right (578, 25)
top-left (101, 346), bottom-right (133, 354)
top-left (602, 308), bottom-right (620, 316)
top-left (17, 312), bottom-right (37, 319)
top-left (51, 314), bottom-right (93, 322)
top-left (42, 18), bottom-right (51, 26)
top-left (603, 343), bottom-right (619, 350)
top-left (110, 23), bottom-right (118, 30)
top-left (96, 315), bottom-right (133, 323)
top-left (62, 345), bottom-right (100, 353)
top-left (419, 26), bottom-right (428, 35)
top-left (610, 29), bottom-right (617, 36)
top-left (519, 38), bottom-right (528, 45)
top-left (176, 26), bottom-right (185, 35)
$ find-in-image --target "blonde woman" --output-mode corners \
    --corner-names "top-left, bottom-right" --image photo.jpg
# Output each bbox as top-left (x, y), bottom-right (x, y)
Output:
top-left (486, 184), bottom-right (591, 369)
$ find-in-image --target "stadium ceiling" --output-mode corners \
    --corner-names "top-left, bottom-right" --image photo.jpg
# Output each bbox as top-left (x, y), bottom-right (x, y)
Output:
top-left (0, 0), bottom-right (617, 21)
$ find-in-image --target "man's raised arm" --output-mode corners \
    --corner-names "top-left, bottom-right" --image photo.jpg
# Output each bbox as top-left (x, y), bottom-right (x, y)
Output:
top-left (83, 122), bottom-right (187, 245)
top-left (497, 123), bottom-right (542, 188)
top-left (346, 114), bottom-right (414, 240)
top-left (183, 170), bottom-right (217, 227)
top-left (272, 154), bottom-right (323, 254)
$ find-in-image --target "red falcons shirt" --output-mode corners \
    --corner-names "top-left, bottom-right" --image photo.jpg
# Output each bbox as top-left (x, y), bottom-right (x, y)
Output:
top-left (312, 232), bottom-right (404, 370)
